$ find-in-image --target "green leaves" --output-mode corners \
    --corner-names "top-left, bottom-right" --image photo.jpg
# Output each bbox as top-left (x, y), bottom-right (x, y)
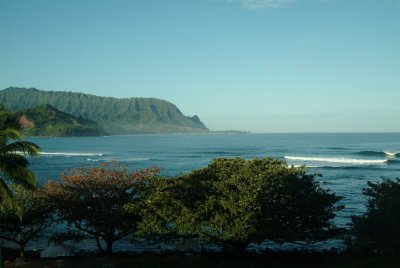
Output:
top-left (0, 184), bottom-right (54, 258)
top-left (140, 157), bottom-right (343, 252)
top-left (348, 178), bottom-right (400, 255)
top-left (12, 104), bottom-right (107, 137)
top-left (0, 105), bottom-right (40, 209)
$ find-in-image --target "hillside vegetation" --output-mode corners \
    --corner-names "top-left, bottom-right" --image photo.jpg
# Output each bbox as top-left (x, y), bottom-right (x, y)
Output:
top-left (0, 87), bottom-right (209, 134)
top-left (13, 104), bottom-right (107, 137)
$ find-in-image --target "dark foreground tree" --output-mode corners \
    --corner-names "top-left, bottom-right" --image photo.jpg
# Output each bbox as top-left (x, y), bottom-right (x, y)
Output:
top-left (0, 184), bottom-right (54, 258)
top-left (150, 158), bottom-right (343, 252)
top-left (348, 178), bottom-right (400, 255)
top-left (0, 106), bottom-right (40, 207)
top-left (46, 162), bottom-right (159, 255)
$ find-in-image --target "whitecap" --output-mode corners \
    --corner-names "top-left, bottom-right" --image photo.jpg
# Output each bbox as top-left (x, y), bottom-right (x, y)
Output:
top-left (384, 151), bottom-right (399, 157)
top-left (40, 152), bottom-right (104, 157)
top-left (87, 158), bottom-right (100, 162)
top-left (284, 156), bottom-right (387, 165)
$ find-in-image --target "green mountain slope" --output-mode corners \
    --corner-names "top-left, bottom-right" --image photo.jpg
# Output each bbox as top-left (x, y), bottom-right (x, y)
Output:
top-left (13, 104), bottom-right (107, 137)
top-left (0, 87), bottom-right (209, 134)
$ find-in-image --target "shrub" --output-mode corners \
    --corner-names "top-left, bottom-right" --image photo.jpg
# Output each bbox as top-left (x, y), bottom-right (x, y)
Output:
top-left (348, 178), bottom-right (400, 255)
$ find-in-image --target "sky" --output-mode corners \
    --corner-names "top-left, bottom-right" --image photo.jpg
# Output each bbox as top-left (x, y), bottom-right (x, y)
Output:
top-left (1, 0), bottom-right (399, 133)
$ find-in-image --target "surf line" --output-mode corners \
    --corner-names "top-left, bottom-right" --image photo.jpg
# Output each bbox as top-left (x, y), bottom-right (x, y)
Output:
top-left (40, 152), bottom-right (104, 156)
top-left (284, 156), bottom-right (387, 165)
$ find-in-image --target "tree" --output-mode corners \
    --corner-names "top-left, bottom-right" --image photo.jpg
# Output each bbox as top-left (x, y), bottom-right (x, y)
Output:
top-left (0, 106), bottom-right (40, 207)
top-left (46, 162), bottom-right (159, 255)
top-left (0, 184), bottom-right (54, 258)
top-left (155, 158), bottom-right (343, 252)
top-left (131, 176), bottom-right (181, 240)
top-left (348, 178), bottom-right (400, 255)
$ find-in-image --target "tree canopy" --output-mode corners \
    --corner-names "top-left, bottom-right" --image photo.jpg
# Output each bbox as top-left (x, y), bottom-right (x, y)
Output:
top-left (139, 157), bottom-right (343, 252)
top-left (348, 178), bottom-right (400, 255)
top-left (46, 162), bottom-right (159, 255)
top-left (0, 184), bottom-right (54, 258)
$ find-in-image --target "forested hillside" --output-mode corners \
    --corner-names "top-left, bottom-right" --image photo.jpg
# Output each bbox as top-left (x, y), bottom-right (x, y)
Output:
top-left (13, 104), bottom-right (106, 137)
top-left (0, 87), bottom-right (209, 134)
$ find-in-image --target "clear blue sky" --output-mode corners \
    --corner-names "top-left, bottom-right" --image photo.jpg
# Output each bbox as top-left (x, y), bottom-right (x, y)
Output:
top-left (1, 0), bottom-right (399, 132)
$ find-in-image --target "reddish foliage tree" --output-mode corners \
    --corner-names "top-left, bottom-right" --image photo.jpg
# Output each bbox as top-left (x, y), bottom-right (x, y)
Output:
top-left (47, 162), bottom-right (159, 255)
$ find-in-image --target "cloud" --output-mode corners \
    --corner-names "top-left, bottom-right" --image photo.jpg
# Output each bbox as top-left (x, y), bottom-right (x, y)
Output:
top-left (237, 0), bottom-right (296, 10)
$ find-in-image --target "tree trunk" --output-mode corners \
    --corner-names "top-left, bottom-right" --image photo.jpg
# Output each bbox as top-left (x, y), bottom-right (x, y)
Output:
top-left (95, 237), bottom-right (104, 253)
top-left (105, 240), bottom-right (113, 255)
top-left (19, 241), bottom-right (25, 259)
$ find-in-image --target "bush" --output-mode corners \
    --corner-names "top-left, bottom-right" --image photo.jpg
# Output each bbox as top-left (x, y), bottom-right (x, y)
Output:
top-left (348, 178), bottom-right (400, 255)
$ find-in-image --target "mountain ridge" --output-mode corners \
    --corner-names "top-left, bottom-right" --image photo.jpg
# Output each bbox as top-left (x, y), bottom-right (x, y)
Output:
top-left (0, 87), bottom-right (209, 134)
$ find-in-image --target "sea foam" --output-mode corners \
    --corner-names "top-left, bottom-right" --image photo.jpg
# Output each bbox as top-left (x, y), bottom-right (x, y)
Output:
top-left (384, 151), bottom-right (400, 157)
top-left (40, 152), bottom-right (104, 156)
top-left (284, 156), bottom-right (387, 165)
top-left (357, 150), bottom-right (399, 157)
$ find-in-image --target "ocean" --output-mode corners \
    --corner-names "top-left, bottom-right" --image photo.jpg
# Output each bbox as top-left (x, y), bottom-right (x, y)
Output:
top-left (23, 133), bottom-right (400, 252)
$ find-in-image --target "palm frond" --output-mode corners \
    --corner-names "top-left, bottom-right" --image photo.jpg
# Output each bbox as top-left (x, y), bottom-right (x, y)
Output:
top-left (0, 141), bottom-right (40, 156)
top-left (0, 106), bottom-right (39, 213)
top-left (0, 178), bottom-right (13, 206)
top-left (0, 128), bottom-right (22, 142)
top-left (0, 155), bottom-right (36, 189)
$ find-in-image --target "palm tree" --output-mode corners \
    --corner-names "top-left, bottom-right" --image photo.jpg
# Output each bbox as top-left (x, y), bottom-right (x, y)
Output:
top-left (0, 106), bottom-right (40, 207)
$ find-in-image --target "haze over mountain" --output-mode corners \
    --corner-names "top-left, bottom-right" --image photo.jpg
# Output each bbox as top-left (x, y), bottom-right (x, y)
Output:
top-left (0, 87), bottom-right (209, 134)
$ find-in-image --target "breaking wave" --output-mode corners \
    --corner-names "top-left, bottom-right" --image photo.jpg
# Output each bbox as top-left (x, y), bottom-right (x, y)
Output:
top-left (284, 156), bottom-right (387, 165)
top-left (384, 151), bottom-right (400, 157)
top-left (357, 151), bottom-right (400, 157)
top-left (40, 152), bottom-right (104, 157)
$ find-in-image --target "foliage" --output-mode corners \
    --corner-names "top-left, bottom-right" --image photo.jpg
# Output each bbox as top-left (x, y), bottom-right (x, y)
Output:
top-left (130, 176), bottom-right (179, 240)
top-left (46, 162), bottom-right (159, 255)
top-left (0, 105), bottom-right (40, 207)
top-left (348, 178), bottom-right (400, 255)
top-left (12, 104), bottom-right (107, 137)
top-left (0, 87), bottom-right (209, 134)
top-left (0, 184), bottom-right (54, 258)
top-left (146, 158), bottom-right (343, 251)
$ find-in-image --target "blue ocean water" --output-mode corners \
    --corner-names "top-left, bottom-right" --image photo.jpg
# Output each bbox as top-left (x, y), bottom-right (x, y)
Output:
top-left (23, 133), bottom-right (400, 251)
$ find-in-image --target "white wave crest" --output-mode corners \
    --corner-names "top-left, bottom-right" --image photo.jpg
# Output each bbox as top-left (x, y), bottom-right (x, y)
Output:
top-left (384, 151), bottom-right (399, 157)
top-left (40, 152), bottom-right (104, 157)
top-left (284, 156), bottom-right (387, 165)
top-left (87, 158), bottom-right (101, 162)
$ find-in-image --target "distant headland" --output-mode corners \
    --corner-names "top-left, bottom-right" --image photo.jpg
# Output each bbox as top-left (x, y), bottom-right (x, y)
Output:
top-left (0, 87), bottom-right (210, 136)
